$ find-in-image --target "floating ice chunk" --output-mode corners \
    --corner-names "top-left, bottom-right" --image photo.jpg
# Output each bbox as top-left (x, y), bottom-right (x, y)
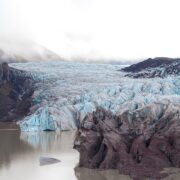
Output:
top-left (39, 157), bottom-right (61, 166)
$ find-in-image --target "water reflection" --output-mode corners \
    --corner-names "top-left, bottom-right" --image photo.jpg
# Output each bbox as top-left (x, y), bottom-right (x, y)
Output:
top-left (74, 167), bottom-right (180, 180)
top-left (0, 130), bottom-right (33, 169)
top-left (162, 168), bottom-right (180, 180)
top-left (0, 130), bottom-right (179, 180)
top-left (75, 167), bottom-right (132, 180)
top-left (0, 130), bottom-right (78, 180)
top-left (20, 131), bottom-right (76, 153)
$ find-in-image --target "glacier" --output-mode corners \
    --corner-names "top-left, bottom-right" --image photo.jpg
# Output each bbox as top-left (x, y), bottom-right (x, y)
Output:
top-left (10, 61), bottom-right (180, 131)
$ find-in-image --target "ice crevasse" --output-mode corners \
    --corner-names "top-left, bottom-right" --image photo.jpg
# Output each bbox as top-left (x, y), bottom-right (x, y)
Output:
top-left (10, 61), bottom-right (180, 131)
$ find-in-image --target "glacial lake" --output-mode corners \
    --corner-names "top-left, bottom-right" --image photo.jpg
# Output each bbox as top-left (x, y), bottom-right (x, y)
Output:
top-left (0, 125), bottom-right (131, 180)
top-left (0, 125), bottom-right (179, 180)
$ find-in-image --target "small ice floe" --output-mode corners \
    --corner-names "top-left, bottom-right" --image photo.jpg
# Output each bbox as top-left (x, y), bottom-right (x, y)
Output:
top-left (39, 156), bottom-right (61, 166)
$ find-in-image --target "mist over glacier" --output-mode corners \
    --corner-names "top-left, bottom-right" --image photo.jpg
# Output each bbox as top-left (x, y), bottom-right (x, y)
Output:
top-left (0, 36), bottom-right (62, 62)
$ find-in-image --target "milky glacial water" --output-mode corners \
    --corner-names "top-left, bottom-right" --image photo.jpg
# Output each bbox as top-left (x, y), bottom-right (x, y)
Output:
top-left (0, 130), bottom-right (78, 180)
top-left (0, 128), bottom-right (179, 180)
top-left (0, 129), bottom-right (132, 180)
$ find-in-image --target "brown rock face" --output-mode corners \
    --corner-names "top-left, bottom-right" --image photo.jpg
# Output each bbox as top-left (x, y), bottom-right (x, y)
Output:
top-left (74, 105), bottom-right (180, 179)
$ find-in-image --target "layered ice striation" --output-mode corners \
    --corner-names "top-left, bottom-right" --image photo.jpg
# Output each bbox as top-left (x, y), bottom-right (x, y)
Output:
top-left (10, 61), bottom-right (180, 131)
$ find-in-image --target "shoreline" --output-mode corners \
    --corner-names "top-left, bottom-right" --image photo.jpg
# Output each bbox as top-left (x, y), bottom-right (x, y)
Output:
top-left (0, 122), bottom-right (20, 130)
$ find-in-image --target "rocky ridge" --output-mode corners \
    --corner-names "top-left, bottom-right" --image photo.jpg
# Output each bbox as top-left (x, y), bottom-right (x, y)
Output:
top-left (122, 57), bottom-right (180, 78)
top-left (0, 62), bottom-right (34, 122)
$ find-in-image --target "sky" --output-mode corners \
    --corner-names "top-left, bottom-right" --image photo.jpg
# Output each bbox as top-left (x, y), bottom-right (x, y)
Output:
top-left (0, 0), bottom-right (180, 61)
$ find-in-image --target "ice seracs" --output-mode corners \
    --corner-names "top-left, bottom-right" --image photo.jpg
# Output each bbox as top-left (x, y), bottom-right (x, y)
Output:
top-left (11, 61), bottom-right (125, 131)
top-left (10, 60), bottom-right (180, 132)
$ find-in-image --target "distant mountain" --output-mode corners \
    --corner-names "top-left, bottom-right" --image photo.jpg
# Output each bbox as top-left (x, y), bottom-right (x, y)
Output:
top-left (0, 37), bottom-right (62, 63)
top-left (122, 57), bottom-right (180, 78)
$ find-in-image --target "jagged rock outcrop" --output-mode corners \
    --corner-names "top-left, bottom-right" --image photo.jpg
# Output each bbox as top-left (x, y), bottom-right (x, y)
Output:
top-left (0, 62), bottom-right (34, 122)
top-left (122, 57), bottom-right (180, 78)
top-left (74, 105), bottom-right (180, 179)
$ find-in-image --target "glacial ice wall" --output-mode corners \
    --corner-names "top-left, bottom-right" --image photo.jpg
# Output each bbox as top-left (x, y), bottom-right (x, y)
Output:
top-left (10, 61), bottom-right (180, 131)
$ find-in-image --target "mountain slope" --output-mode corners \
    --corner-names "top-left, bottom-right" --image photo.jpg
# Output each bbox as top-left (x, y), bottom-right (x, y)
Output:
top-left (0, 37), bottom-right (62, 62)
top-left (0, 62), bottom-right (34, 122)
top-left (122, 57), bottom-right (180, 78)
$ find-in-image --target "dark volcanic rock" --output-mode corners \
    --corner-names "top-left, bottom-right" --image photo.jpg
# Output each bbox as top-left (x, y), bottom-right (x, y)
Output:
top-left (122, 57), bottom-right (180, 78)
top-left (74, 105), bottom-right (180, 179)
top-left (122, 57), bottom-right (179, 72)
top-left (0, 62), bottom-right (34, 122)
